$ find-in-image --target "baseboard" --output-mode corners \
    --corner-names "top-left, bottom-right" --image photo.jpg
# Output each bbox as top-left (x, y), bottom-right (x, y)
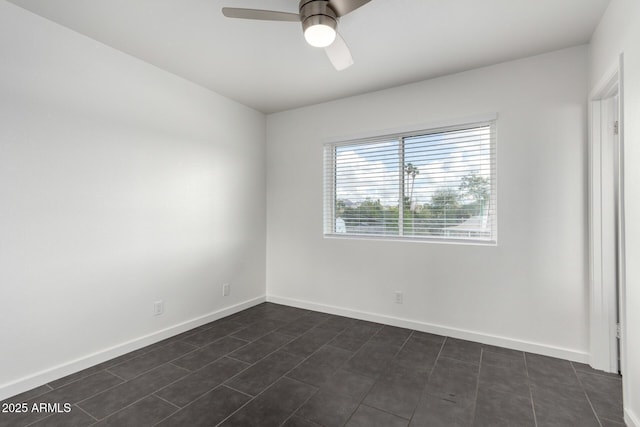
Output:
top-left (626, 408), bottom-right (640, 427)
top-left (266, 294), bottom-right (589, 363)
top-left (0, 296), bottom-right (266, 401)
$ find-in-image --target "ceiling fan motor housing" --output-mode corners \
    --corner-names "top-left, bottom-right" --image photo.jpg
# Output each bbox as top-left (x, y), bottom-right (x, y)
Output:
top-left (299, 0), bottom-right (337, 35)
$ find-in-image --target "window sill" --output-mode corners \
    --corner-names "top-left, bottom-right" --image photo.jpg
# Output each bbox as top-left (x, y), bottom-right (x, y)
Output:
top-left (323, 233), bottom-right (497, 246)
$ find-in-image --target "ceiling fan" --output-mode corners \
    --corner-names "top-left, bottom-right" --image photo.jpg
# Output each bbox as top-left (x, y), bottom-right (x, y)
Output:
top-left (222, 0), bottom-right (371, 71)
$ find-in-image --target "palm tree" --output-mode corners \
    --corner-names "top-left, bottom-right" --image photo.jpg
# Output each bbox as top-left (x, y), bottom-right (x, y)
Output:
top-left (404, 163), bottom-right (419, 234)
top-left (404, 163), bottom-right (419, 210)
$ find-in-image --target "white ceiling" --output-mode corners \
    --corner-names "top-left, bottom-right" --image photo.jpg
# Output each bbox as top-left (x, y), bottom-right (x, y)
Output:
top-left (8, 0), bottom-right (609, 113)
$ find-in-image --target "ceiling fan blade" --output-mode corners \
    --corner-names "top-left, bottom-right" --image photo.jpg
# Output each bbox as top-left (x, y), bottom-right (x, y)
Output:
top-left (327, 0), bottom-right (371, 17)
top-left (325, 32), bottom-right (354, 71)
top-left (222, 7), bottom-right (300, 22)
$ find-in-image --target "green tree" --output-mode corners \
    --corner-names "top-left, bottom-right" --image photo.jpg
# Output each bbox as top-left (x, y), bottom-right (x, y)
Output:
top-left (336, 199), bottom-right (347, 216)
top-left (358, 199), bottom-right (383, 221)
top-left (429, 188), bottom-right (461, 231)
top-left (459, 172), bottom-right (489, 216)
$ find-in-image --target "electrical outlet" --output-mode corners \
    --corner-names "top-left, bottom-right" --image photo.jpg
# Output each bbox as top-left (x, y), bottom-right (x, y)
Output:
top-left (154, 300), bottom-right (164, 316)
top-left (222, 283), bottom-right (230, 297)
top-left (394, 291), bottom-right (403, 304)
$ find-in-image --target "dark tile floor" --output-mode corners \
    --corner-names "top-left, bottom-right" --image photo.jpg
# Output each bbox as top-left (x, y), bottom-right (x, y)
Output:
top-left (1, 303), bottom-right (625, 427)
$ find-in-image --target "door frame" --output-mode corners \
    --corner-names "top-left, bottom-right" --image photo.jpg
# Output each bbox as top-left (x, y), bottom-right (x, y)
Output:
top-left (588, 54), bottom-right (626, 375)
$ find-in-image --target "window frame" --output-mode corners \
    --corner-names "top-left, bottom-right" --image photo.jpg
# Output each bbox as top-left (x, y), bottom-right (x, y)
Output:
top-left (323, 115), bottom-right (498, 245)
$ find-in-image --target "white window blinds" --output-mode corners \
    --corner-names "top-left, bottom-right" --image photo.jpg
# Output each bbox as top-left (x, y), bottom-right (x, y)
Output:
top-left (324, 120), bottom-right (496, 243)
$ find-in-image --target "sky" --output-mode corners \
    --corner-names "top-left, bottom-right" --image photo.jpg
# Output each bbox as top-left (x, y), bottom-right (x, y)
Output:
top-left (334, 125), bottom-right (493, 207)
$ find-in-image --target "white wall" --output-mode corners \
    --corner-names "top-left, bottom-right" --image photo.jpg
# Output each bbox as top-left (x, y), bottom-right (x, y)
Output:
top-left (0, 1), bottom-right (266, 399)
top-left (590, 1), bottom-right (640, 425)
top-left (266, 46), bottom-right (589, 361)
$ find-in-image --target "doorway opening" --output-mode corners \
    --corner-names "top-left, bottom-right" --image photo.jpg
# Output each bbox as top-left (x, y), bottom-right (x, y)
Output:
top-left (588, 56), bottom-right (626, 376)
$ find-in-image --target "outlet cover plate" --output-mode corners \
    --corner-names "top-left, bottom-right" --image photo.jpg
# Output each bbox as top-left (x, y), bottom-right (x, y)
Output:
top-left (394, 291), bottom-right (403, 304)
top-left (154, 300), bottom-right (164, 316)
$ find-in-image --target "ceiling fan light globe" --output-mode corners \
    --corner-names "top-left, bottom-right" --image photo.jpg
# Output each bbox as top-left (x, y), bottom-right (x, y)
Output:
top-left (304, 24), bottom-right (336, 47)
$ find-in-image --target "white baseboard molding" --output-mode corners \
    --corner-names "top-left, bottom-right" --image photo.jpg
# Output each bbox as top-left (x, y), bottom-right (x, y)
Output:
top-left (267, 294), bottom-right (589, 363)
top-left (627, 408), bottom-right (640, 427)
top-left (0, 296), bottom-right (266, 401)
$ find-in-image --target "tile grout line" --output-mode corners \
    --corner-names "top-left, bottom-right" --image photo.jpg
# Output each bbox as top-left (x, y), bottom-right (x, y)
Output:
top-left (224, 354), bottom-right (254, 364)
top-left (103, 368), bottom-right (128, 382)
top-left (107, 330), bottom-right (253, 384)
top-left (275, 386), bottom-right (318, 427)
top-left (10, 305), bottom-right (622, 427)
top-left (341, 328), bottom-right (417, 426)
top-left (47, 370), bottom-right (100, 391)
top-left (4, 307), bottom-right (275, 401)
top-left (23, 412), bottom-right (54, 427)
top-left (100, 337), bottom-right (194, 375)
top-left (524, 353), bottom-right (539, 427)
top-left (75, 360), bottom-right (196, 422)
top-left (220, 384), bottom-right (254, 399)
top-left (75, 404), bottom-right (100, 422)
top-left (326, 322), bottom-right (385, 377)
top-left (222, 330), bottom-right (300, 367)
top-left (149, 383), bottom-right (252, 427)
top-left (102, 339), bottom-right (202, 382)
top-left (261, 319), bottom-right (376, 426)
top-left (273, 320), bottom-right (357, 423)
top-left (358, 403), bottom-right (413, 424)
top-left (84, 395), bottom-right (152, 426)
top-left (571, 360), bottom-right (604, 427)
top-left (156, 353), bottom-right (255, 400)
top-left (35, 374), bottom-right (129, 420)
top-left (201, 317), bottom-right (341, 426)
top-left (226, 316), bottom-right (336, 372)
top-left (4, 305), bottom-right (282, 427)
top-left (211, 361), bottom-right (319, 426)
top-left (166, 361), bottom-right (186, 371)
top-left (6, 373), bottom-right (124, 427)
top-left (166, 334), bottom-right (251, 370)
top-left (468, 347), bottom-right (484, 425)
top-left (151, 325), bottom-right (298, 427)
top-left (153, 393), bottom-right (182, 410)
top-left (85, 370), bottom-right (192, 425)
top-left (406, 335), bottom-right (448, 426)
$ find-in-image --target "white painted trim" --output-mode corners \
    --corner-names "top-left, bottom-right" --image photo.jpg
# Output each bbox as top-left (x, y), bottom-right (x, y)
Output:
top-left (0, 296), bottom-right (266, 401)
top-left (589, 61), bottom-right (620, 100)
top-left (322, 233), bottom-right (497, 246)
top-left (323, 112), bottom-right (498, 145)
top-left (589, 55), bottom-right (632, 424)
top-left (588, 56), bottom-right (623, 374)
top-left (626, 408), bottom-right (640, 427)
top-left (588, 96), bottom-right (604, 368)
top-left (617, 52), bottom-right (630, 422)
top-left (266, 294), bottom-right (589, 363)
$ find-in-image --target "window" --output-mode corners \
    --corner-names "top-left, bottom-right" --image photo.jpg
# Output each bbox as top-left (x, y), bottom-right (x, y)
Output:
top-left (323, 119), bottom-right (496, 243)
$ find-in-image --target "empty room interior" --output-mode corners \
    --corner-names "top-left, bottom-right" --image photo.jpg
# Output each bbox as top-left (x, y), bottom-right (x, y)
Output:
top-left (1, 0), bottom-right (639, 426)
